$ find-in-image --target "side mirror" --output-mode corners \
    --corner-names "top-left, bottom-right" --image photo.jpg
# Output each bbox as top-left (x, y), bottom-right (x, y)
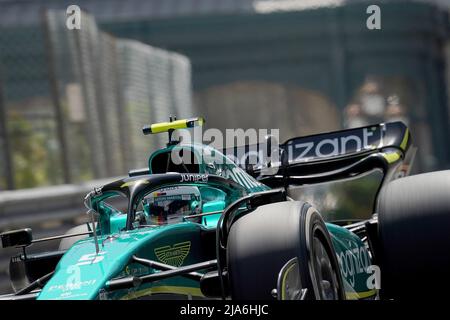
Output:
top-left (0, 228), bottom-right (33, 248)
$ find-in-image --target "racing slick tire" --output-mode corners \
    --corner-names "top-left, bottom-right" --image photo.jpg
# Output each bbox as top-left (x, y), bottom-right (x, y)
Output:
top-left (378, 170), bottom-right (450, 299)
top-left (227, 200), bottom-right (345, 300)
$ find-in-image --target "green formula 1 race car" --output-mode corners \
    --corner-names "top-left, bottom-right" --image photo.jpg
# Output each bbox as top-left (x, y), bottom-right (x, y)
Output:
top-left (1, 117), bottom-right (450, 300)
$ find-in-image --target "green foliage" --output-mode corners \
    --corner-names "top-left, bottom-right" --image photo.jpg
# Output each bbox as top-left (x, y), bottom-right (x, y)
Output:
top-left (8, 111), bottom-right (49, 188)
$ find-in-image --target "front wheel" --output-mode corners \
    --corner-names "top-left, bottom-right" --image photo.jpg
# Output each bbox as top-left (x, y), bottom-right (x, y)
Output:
top-left (58, 224), bottom-right (90, 251)
top-left (226, 200), bottom-right (344, 300)
top-left (378, 170), bottom-right (450, 299)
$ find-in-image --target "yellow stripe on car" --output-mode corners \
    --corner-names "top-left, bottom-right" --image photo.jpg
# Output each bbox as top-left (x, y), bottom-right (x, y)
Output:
top-left (345, 289), bottom-right (377, 300)
top-left (382, 151), bottom-right (401, 164)
top-left (280, 263), bottom-right (297, 300)
top-left (400, 128), bottom-right (409, 151)
top-left (120, 179), bottom-right (149, 188)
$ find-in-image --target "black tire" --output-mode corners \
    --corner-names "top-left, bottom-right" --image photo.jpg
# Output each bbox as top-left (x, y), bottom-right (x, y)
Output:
top-left (378, 170), bottom-right (450, 299)
top-left (226, 200), bottom-right (344, 300)
top-left (58, 224), bottom-right (90, 251)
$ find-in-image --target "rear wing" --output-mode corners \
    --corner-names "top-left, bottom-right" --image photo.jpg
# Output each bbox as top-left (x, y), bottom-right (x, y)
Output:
top-left (223, 121), bottom-right (413, 184)
top-left (281, 121), bottom-right (410, 164)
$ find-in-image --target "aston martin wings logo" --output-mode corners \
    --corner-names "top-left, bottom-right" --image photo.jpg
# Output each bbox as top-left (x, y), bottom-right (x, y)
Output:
top-left (154, 241), bottom-right (191, 267)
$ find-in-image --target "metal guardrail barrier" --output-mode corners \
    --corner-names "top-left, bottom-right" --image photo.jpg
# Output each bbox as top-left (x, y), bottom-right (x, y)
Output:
top-left (0, 177), bottom-right (120, 294)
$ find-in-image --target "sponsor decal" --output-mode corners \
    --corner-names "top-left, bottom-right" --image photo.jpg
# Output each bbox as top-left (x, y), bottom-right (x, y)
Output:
top-left (49, 279), bottom-right (97, 292)
top-left (180, 174), bottom-right (208, 183)
top-left (336, 242), bottom-right (370, 288)
top-left (117, 265), bottom-right (149, 278)
top-left (287, 127), bottom-right (380, 163)
top-left (154, 241), bottom-right (191, 267)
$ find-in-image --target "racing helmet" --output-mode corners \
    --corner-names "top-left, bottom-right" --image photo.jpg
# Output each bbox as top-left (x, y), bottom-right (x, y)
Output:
top-left (143, 186), bottom-right (202, 225)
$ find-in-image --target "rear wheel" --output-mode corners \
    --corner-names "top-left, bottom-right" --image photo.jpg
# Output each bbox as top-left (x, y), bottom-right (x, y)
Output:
top-left (226, 200), bottom-right (344, 300)
top-left (378, 170), bottom-right (450, 299)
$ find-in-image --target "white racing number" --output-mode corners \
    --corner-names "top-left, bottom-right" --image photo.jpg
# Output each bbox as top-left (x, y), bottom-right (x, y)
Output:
top-left (76, 251), bottom-right (106, 266)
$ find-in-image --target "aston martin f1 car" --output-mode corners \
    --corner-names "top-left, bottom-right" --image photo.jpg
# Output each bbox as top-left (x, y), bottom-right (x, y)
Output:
top-left (1, 117), bottom-right (450, 300)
